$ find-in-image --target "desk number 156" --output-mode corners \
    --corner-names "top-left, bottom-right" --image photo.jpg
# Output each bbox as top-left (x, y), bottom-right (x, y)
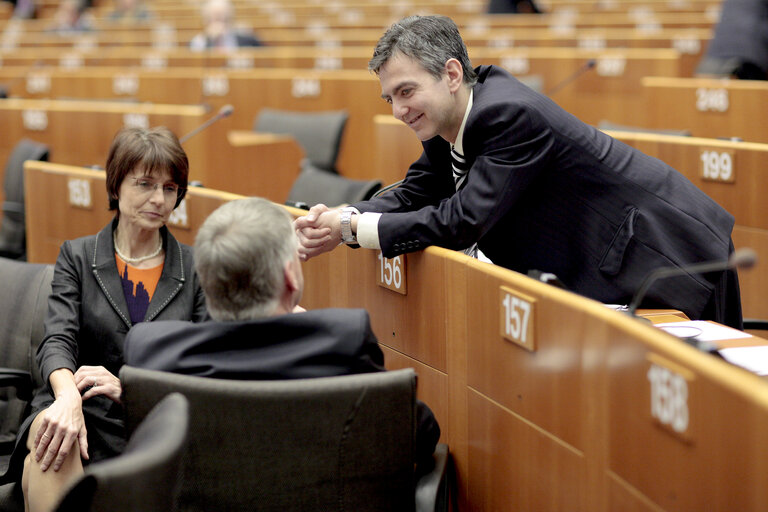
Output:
top-left (376, 253), bottom-right (406, 294)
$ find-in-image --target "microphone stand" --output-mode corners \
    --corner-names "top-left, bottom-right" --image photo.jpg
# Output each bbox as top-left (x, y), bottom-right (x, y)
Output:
top-left (627, 258), bottom-right (735, 317)
top-left (179, 104), bottom-right (234, 145)
top-left (546, 59), bottom-right (596, 96)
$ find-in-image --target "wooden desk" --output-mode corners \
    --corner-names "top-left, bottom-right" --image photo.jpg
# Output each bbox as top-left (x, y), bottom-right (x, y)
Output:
top-left (0, 68), bottom-right (387, 183)
top-left (0, 47), bottom-right (683, 186)
top-left (641, 76), bottom-right (768, 143)
top-left (0, 98), bottom-right (211, 227)
top-left (0, 27), bottom-right (709, 76)
top-left (299, 240), bottom-right (768, 511)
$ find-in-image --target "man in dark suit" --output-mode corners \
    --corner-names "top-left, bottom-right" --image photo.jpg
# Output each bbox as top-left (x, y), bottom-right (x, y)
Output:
top-left (123, 197), bottom-right (440, 463)
top-left (295, 15), bottom-right (743, 328)
top-left (188, 0), bottom-right (262, 51)
top-left (695, 0), bottom-right (768, 80)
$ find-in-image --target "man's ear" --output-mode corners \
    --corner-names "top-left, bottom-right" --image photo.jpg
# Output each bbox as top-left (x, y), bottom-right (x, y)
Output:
top-left (444, 58), bottom-right (464, 92)
top-left (283, 259), bottom-right (299, 293)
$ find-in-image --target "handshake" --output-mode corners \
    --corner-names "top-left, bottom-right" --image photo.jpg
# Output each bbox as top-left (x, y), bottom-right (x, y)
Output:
top-left (293, 204), bottom-right (346, 261)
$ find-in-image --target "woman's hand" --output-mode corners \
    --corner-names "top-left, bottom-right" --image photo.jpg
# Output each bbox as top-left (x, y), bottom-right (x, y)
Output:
top-left (33, 385), bottom-right (87, 472)
top-left (74, 365), bottom-right (122, 404)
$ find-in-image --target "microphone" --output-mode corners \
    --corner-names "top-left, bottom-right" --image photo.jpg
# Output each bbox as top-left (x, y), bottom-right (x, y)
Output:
top-left (627, 247), bottom-right (757, 317)
top-left (545, 59), bottom-right (596, 96)
top-left (179, 104), bottom-right (234, 144)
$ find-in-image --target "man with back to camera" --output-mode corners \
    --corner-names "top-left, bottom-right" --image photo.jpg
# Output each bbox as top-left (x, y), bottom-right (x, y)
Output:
top-left (122, 197), bottom-right (440, 463)
top-left (294, 15), bottom-right (743, 329)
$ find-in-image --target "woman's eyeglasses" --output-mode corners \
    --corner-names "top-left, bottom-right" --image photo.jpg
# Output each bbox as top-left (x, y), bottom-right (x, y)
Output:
top-left (131, 177), bottom-right (185, 200)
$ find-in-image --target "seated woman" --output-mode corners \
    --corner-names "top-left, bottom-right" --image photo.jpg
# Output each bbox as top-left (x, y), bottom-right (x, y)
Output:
top-left (11, 126), bottom-right (209, 512)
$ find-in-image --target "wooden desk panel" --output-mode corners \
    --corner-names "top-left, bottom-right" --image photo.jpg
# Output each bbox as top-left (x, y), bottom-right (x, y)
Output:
top-left (467, 388), bottom-right (589, 511)
top-left (0, 98), bottom-right (208, 180)
top-left (0, 27), bottom-right (708, 76)
top-left (0, 46), bottom-right (683, 133)
top-left (642, 77), bottom-right (768, 143)
top-left (465, 259), bottom-right (589, 452)
top-left (220, 131), bottom-right (303, 202)
top-left (606, 320), bottom-right (768, 511)
top-left (0, 68), bottom-right (388, 183)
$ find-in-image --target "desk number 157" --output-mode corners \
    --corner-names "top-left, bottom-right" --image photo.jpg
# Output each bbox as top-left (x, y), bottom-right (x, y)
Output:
top-left (500, 287), bottom-right (536, 351)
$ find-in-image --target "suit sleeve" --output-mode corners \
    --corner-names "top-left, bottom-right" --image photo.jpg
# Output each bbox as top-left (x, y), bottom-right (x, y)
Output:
top-left (37, 241), bottom-right (82, 392)
top-left (353, 147), bottom-right (456, 215)
top-left (372, 103), bottom-right (556, 259)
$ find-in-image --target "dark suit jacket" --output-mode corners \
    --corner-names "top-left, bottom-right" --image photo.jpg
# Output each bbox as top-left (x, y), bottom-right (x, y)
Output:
top-left (123, 308), bottom-right (440, 462)
top-left (696, 0), bottom-right (768, 79)
top-left (25, 219), bottom-right (208, 464)
top-left (354, 65), bottom-right (739, 324)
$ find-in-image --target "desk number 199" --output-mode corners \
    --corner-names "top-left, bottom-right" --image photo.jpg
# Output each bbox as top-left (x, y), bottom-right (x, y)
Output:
top-left (500, 287), bottom-right (536, 351)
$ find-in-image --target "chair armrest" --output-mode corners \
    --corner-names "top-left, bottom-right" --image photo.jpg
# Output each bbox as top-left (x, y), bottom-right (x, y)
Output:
top-left (0, 368), bottom-right (33, 402)
top-left (415, 443), bottom-right (452, 512)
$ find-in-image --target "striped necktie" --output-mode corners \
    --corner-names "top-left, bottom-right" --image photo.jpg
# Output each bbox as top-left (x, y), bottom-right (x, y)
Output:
top-left (450, 145), bottom-right (478, 257)
top-left (451, 146), bottom-right (469, 190)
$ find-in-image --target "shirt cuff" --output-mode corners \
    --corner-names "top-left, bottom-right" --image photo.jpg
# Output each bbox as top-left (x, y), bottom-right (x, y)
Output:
top-left (356, 212), bottom-right (381, 250)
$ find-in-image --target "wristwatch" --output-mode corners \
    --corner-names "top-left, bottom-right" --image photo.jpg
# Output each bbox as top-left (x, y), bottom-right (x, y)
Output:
top-left (340, 207), bottom-right (357, 245)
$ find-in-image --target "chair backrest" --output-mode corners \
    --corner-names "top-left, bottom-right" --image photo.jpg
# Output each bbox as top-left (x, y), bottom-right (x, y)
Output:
top-left (286, 163), bottom-right (382, 208)
top-left (120, 366), bottom-right (418, 512)
top-left (54, 392), bottom-right (190, 512)
top-left (0, 139), bottom-right (50, 259)
top-left (254, 109), bottom-right (348, 173)
top-left (0, 258), bottom-right (53, 451)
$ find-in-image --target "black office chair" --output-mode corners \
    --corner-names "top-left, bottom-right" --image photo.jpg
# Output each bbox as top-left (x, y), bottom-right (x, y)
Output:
top-left (0, 258), bottom-right (54, 476)
top-left (254, 108), bottom-right (348, 174)
top-left (120, 366), bottom-right (452, 512)
top-left (286, 163), bottom-right (382, 208)
top-left (0, 139), bottom-right (50, 260)
top-left (53, 393), bottom-right (189, 512)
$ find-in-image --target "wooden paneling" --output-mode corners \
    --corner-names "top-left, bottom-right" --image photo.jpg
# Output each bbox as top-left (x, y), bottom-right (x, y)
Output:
top-left (642, 77), bottom-right (768, 143)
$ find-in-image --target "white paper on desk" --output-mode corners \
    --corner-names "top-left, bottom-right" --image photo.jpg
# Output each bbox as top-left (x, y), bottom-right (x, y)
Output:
top-left (655, 320), bottom-right (751, 342)
top-left (719, 346), bottom-right (768, 376)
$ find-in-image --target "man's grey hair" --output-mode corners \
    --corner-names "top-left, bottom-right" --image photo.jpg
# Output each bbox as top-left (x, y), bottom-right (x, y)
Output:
top-left (368, 15), bottom-right (478, 86)
top-left (194, 197), bottom-right (297, 321)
